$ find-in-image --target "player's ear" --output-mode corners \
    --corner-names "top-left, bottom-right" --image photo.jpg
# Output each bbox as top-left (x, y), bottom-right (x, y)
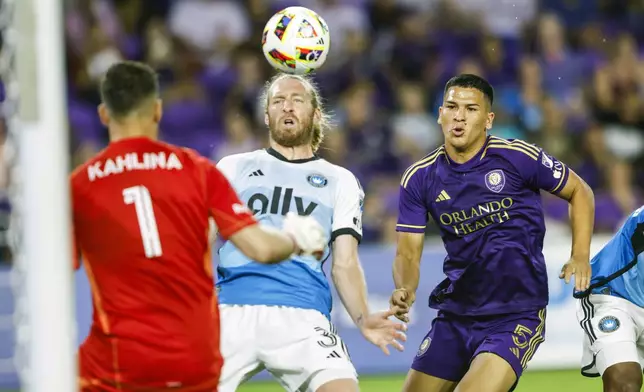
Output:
top-left (313, 107), bottom-right (321, 125)
top-left (437, 106), bottom-right (443, 124)
top-left (98, 103), bottom-right (110, 127)
top-left (486, 111), bottom-right (495, 130)
top-left (264, 112), bottom-right (269, 127)
top-left (153, 99), bottom-right (163, 124)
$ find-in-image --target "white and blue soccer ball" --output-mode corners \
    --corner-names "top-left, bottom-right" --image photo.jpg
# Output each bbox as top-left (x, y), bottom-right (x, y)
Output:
top-left (261, 6), bottom-right (331, 74)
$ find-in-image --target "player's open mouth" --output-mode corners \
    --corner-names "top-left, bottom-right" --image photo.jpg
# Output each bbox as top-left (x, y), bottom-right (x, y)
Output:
top-left (451, 127), bottom-right (465, 137)
top-left (283, 118), bottom-right (296, 126)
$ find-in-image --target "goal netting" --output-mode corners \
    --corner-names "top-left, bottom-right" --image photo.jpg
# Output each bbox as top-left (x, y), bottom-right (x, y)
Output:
top-left (3, 0), bottom-right (77, 390)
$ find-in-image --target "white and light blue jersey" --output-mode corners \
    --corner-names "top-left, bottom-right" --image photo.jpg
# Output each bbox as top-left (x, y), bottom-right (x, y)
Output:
top-left (575, 205), bottom-right (644, 306)
top-left (215, 148), bottom-right (364, 318)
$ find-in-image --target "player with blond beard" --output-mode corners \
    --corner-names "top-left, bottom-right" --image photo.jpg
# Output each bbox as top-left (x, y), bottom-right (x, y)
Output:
top-left (215, 73), bottom-right (407, 392)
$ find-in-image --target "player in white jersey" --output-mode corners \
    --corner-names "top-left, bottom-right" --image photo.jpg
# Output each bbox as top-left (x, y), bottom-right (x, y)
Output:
top-left (214, 73), bottom-right (407, 392)
top-left (575, 205), bottom-right (644, 392)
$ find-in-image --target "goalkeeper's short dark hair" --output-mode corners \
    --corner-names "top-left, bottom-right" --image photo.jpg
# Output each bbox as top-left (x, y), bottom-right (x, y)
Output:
top-left (99, 61), bottom-right (159, 118)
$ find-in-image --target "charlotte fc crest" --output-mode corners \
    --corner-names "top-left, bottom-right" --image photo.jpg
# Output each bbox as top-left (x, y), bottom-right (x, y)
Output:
top-left (485, 169), bottom-right (506, 193)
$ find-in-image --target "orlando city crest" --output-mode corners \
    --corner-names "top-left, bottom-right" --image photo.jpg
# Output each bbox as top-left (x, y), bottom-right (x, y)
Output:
top-left (485, 169), bottom-right (506, 193)
top-left (417, 337), bottom-right (431, 356)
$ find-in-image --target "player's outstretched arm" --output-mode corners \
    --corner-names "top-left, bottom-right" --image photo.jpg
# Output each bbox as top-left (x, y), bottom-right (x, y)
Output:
top-left (226, 213), bottom-right (327, 264)
top-left (331, 235), bottom-right (407, 355)
top-left (391, 231), bottom-right (425, 323)
top-left (555, 169), bottom-right (595, 292)
top-left (205, 157), bottom-right (325, 264)
top-left (228, 225), bottom-right (298, 264)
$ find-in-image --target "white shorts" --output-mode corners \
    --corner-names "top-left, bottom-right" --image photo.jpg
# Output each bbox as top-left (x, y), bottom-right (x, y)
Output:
top-left (218, 304), bottom-right (357, 392)
top-left (577, 294), bottom-right (644, 377)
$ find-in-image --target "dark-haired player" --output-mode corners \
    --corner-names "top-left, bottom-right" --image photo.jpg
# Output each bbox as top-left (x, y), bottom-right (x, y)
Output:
top-left (390, 74), bottom-right (595, 392)
top-left (72, 61), bottom-right (328, 391)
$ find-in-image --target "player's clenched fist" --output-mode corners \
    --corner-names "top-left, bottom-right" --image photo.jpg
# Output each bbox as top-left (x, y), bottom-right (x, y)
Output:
top-left (282, 212), bottom-right (327, 259)
top-left (389, 288), bottom-right (415, 323)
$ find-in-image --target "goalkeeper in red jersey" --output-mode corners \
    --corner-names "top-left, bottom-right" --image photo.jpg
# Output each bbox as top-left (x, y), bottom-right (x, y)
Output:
top-left (71, 61), bottom-right (327, 392)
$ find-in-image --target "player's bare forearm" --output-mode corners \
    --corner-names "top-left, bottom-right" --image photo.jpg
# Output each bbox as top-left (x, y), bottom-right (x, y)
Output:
top-left (569, 183), bottom-right (595, 260)
top-left (393, 232), bottom-right (425, 293)
top-left (331, 235), bottom-right (370, 328)
top-left (228, 225), bottom-right (295, 264)
top-left (557, 170), bottom-right (595, 260)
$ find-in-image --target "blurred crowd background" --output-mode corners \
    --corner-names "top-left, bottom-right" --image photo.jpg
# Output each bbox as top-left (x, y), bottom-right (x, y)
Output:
top-left (9, 0), bottom-right (644, 249)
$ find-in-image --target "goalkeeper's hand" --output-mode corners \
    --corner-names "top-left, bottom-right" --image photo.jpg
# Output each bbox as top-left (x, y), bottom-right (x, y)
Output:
top-left (282, 212), bottom-right (327, 260)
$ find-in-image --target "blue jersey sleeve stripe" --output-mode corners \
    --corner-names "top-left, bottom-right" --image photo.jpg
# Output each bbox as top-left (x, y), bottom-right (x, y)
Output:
top-left (400, 147), bottom-right (444, 187)
top-left (485, 143), bottom-right (539, 160)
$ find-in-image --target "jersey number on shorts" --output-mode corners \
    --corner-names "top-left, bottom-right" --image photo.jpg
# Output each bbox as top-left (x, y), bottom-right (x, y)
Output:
top-left (123, 185), bottom-right (163, 258)
top-left (314, 326), bottom-right (338, 348)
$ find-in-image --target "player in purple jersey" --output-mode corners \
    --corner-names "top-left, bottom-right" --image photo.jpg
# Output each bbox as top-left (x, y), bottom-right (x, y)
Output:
top-left (389, 74), bottom-right (596, 392)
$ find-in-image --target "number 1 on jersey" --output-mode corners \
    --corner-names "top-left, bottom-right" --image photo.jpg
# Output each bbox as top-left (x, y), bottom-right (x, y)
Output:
top-left (123, 185), bottom-right (163, 258)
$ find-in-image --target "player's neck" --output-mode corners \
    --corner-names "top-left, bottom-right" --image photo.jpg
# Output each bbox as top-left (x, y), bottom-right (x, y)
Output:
top-left (109, 122), bottom-right (159, 143)
top-left (445, 135), bottom-right (487, 164)
top-left (269, 140), bottom-right (315, 161)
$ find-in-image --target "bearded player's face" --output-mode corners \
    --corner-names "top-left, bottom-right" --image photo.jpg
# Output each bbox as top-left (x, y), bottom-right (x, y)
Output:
top-left (266, 78), bottom-right (316, 148)
top-left (438, 87), bottom-right (494, 152)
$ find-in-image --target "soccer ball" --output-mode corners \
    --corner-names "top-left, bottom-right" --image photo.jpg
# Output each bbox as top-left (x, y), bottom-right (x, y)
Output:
top-left (261, 6), bottom-right (330, 74)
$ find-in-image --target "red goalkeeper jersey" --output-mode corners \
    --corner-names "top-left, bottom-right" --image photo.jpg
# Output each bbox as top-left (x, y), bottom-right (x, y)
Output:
top-left (71, 137), bottom-right (256, 391)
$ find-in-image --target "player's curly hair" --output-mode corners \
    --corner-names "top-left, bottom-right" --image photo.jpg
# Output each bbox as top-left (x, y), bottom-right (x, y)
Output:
top-left (260, 73), bottom-right (332, 153)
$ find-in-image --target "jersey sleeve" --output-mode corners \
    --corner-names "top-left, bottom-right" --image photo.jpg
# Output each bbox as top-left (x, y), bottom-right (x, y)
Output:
top-left (396, 168), bottom-right (428, 234)
top-left (331, 170), bottom-right (364, 243)
top-left (201, 158), bottom-right (257, 240)
top-left (215, 155), bottom-right (238, 184)
top-left (520, 147), bottom-right (570, 195)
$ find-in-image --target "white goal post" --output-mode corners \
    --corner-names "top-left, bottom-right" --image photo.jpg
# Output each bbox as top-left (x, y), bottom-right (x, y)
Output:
top-left (11, 0), bottom-right (77, 390)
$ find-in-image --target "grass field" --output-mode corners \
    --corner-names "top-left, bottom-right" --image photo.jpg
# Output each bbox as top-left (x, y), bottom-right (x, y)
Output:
top-left (0, 369), bottom-right (603, 391)
top-left (236, 369), bottom-right (603, 392)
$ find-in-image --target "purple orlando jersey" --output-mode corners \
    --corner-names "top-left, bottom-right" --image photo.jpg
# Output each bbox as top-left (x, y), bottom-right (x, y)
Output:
top-left (397, 136), bottom-right (570, 316)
